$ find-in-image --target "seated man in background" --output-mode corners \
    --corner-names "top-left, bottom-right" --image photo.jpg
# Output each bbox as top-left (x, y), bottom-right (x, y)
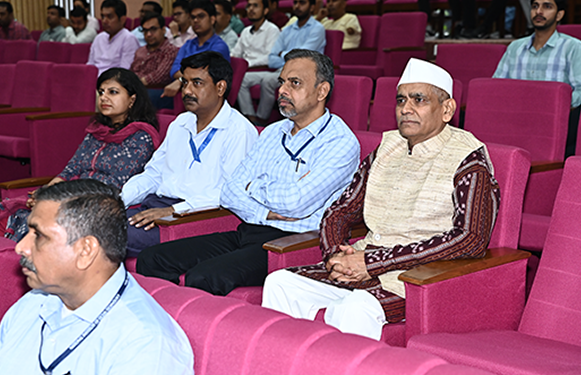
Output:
top-left (0, 179), bottom-right (194, 374)
top-left (131, 1), bottom-right (163, 47)
top-left (122, 52), bottom-right (258, 257)
top-left (74, 0), bottom-right (100, 32)
top-left (163, 0), bottom-right (231, 98)
top-left (0, 1), bottom-right (31, 40)
top-left (168, 0), bottom-right (196, 48)
top-left (231, 0), bottom-right (280, 69)
top-left (39, 5), bottom-right (66, 42)
top-left (316, 0), bottom-right (360, 49)
top-left (237, 0), bottom-right (325, 125)
top-left (62, 5), bottom-right (98, 44)
top-left (214, 0), bottom-right (239, 51)
top-left (137, 49), bottom-right (359, 297)
top-left (268, 0), bottom-right (289, 29)
top-left (131, 12), bottom-right (179, 109)
top-left (262, 58), bottom-right (500, 341)
top-left (88, 0), bottom-right (140, 75)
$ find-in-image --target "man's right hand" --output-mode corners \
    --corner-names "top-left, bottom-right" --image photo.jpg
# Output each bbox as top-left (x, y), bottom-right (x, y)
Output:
top-left (168, 20), bottom-right (179, 36)
top-left (162, 80), bottom-right (181, 98)
top-left (267, 211), bottom-right (298, 221)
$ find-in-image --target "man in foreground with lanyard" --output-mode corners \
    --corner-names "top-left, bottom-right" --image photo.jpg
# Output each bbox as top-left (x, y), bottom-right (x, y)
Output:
top-left (0, 179), bottom-right (194, 374)
top-left (121, 51), bottom-right (258, 257)
top-left (137, 49), bottom-right (360, 296)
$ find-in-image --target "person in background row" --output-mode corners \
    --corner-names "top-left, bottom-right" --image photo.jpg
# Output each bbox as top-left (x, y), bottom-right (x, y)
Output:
top-left (131, 1), bottom-right (164, 47)
top-left (0, 1), bottom-right (31, 40)
top-left (62, 6), bottom-right (98, 44)
top-left (39, 5), bottom-right (66, 42)
top-left (74, 0), bottom-right (101, 32)
top-left (316, 0), bottom-right (361, 49)
top-left (214, 0), bottom-right (239, 51)
top-left (168, 0), bottom-right (196, 48)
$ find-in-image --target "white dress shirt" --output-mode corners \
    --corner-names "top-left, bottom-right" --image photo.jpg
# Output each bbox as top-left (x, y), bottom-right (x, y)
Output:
top-left (62, 25), bottom-right (97, 44)
top-left (231, 20), bottom-right (280, 67)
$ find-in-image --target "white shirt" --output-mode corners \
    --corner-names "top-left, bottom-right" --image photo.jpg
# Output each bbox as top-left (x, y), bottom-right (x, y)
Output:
top-left (87, 15), bottom-right (100, 32)
top-left (231, 20), bottom-right (280, 67)
top-left (121, 101), bottom-right (258, 213)
top-left (62, 25), bottom-right (97, 44)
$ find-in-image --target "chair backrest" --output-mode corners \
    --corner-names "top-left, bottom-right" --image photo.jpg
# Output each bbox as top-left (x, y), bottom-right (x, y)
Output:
top-left (341, 15), bottom-right (380, 66)
top-left (50, 64), bottom-right (98, 112)
top-left (557, 24), bottom-right (581, 40)
top-left (485, 143), bottom-right (531, 248)
top-left (157, 113), bottom-right (177, 141)
top-left (354, 130), bottom-right (382, 160)
top-left (126, 17), bottom-right (135, 30)
top-left (369, 77), bottom-right (463, 133)
top-left (229, 57), bottom-right (249, 107)
top-left (324, 29), bottom-right (344, 67)
top-left (164, 16), bottom-right (173, 28)
top-left (0, 63), bottom-right (15, 105)
top-left (464, 78), bottom-right (571, 162)
top-left (2, 40), bottom-right (37, 63)
top-left (37, 41), bottom-right (71, 63)
top-left (68, 43), bottom-right (92, 64)
top-left (435, 43), bottom-right (506, 106)
top-left (519, 156), bottom-right (581, 346)
top-left (173, 92), bottom-right (186, 115)
top-left (30, 30), bottom-right (43, 41)
top-left (11, 61), bottom-right (53, 108)
top-left (327, 75), bottom-right (373, 131)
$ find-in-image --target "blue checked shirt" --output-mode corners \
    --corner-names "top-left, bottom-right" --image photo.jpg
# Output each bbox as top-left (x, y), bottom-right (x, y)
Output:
top-left (493, 31), bottom-right (581, 107)
top-left (268, 16), bottom-right (326, 69)
top-left (221, 109), bottom-right (360, 233)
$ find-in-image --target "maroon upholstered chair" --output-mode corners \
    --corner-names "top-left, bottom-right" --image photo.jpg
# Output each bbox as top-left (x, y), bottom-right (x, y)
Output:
top-left (68, 43), bottom-right (92, 64)
top-left (126, 17), bottom-right (135, 30)
top-left (463, 78), bottom-right (571, 257)
top-left (557, 24), bottom-right (581, 40)
top-left (408, 156), bottom-right (581, 375)
top-left (229, 57), bottom-right (249, 107)
top-left (435, 44), bottom-right (506, 106)
top-left (228, 143), bottom-right (532, 347)
top-left (340, 15), bottom-right (380, 66)
top-left (326, 75), bottom-right (373, 131)
top-left (324, 29), bottom-right (344, 68)
top-left (37, 41), bottom-right (71, 63)
top-left (0, 64), bottom-right (15, 107)
top-left (338, 12), bottom-right (427, 80)
top-left (30, 30), bottom-right (43, 42)
top-left (368, 77), bottom-right (463, 133)
top-left (2, 40), bottom-right (36, 63)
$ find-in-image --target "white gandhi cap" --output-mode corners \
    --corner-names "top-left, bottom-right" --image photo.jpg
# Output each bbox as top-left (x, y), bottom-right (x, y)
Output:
top-left (397, 58), bottom-right (453, 98)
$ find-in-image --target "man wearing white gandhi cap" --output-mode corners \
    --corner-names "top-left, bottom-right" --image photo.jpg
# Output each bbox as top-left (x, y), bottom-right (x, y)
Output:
top-left (262, 58), bottom-right (500, 340)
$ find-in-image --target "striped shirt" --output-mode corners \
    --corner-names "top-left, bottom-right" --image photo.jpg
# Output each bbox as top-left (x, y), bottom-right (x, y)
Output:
top-left (221, 109), bottom-right (360, 233)
top-left (493, 31), bottom-right (581, 107)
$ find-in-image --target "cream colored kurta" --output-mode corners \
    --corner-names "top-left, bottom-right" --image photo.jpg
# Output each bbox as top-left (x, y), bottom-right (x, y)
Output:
top-left (320, 13), bottom-right (362, 50)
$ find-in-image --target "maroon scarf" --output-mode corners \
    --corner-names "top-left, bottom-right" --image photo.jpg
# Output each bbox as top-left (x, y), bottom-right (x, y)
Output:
top-left (86, 121), bottom-right (161, 149)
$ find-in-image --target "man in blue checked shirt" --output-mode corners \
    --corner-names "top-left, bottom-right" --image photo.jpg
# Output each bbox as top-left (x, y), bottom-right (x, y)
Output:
top-left (137, 49), bottom-right (360, 296)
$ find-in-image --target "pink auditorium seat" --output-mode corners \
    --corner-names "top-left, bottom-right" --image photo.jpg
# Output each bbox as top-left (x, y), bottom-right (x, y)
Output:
top-left (325, 29), bottom-right (344, 68)
top-left (229, 57), bottom-right (249, 107)
top-left (338, 12), bottom-right (426, 80)
top-left (340, 15), bottom-right (380, 66)
top-left (30, 30), bottom-right (42, 41)
top-left (126, 17), bottom-right (134, 30)
top-left (228, 142), bottom-right (532, 347)
top-left (435, 44), bottom-right (506, 106)
top-left (164, 16), bottom-right (173, 28)
top-left (463, 79), bottom-right (571, 260)
top-left (0, 40), bottom-right (4, 63)
top-left (326, 75), bottom-right (373, 131)
top-left (2, 40), bottom-right (36, 63)
top-left (68, 43), bottom-right (91, 64)
top-left (408, 155), bottom-right (581, 375)
top-left (132, 273), bottom-right (495, 375)
top-left (0, 64), bottom-right (15, 106)
top-left (37, 41), bottom-right (71, 63)
top-left (557, 24), bottom-right (581, 40)
top-left (369, 77), bottom-right (463, 133)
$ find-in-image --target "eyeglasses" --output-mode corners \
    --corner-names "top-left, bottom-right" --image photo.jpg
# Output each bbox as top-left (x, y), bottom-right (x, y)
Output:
top-left (141, 26), bottom-right (160, 34)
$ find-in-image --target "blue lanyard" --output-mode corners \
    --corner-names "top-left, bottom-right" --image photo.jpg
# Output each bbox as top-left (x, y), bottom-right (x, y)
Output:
top-left (189, 127), bottom-right (218, 168)
top-left (38, 271), bottom-right (129, 375)
top-left (281, 115), bottom-right (332, 171)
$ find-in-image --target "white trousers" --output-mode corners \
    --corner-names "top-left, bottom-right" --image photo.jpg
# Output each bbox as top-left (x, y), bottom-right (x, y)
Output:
top-left (237, 70), bottom-right (280, 120)
top-left (262, 269), bottom-right (387, 340)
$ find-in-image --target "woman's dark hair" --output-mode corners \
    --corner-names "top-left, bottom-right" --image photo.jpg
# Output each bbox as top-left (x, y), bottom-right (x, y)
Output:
top-left (96, 68), bottom-right (159, 130)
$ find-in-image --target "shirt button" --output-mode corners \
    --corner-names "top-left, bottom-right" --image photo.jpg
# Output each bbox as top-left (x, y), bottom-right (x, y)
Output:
top-left (374, 233), bottom-right (381, 241)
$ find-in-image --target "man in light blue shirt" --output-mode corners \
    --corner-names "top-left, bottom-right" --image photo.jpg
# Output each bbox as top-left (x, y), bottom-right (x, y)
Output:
top-left (122, 51), bottom-right (258, 257)
top-left (137, 49), bottom-right (359, 296)
top-left (38, 5), bottom-right (66, 42)
top-left (0, 179), bottom-right (194, 375)
top-left (237, 0), bottom-right (326, 126)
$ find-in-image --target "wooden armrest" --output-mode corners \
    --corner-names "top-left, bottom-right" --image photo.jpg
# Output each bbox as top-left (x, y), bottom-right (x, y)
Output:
top-left (530, 160), bottom-right (564, 174)
top-left (264, 223), bottom-right (368, 253)
top-left (383, 46), bottom-right (426, 52)
top-left (0, 107), bottom-right (50, 114)
top-left (346, 47), bottom-right (376, 52)
top-left (399, 247), bottom-right (531, 286)
top-left (0, 176), bottom-right (54, 189)
top-left (154, 207), bottom-right (234, 226)
top-left (0, 104), bottom-right (10, 108)
top-left (25, 111), bottom-right (96, 121)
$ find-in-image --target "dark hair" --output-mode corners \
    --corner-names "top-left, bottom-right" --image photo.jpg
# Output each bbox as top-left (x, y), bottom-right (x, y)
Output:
top-left (531, 0), bottom-right (566, 11)
top-left (101, 0), bottom-right (127, 18)
top-left (0, 1), bottom-right (13, 13)
top-left (284, 49), bottom-right (334, 103)
top-left (180, 51), bottom-right (232, 99)
top-left (173, 0), bottom-right (190, 11)
top-left (142, 11), bottom-right (165, 27)
top-left (74, 0), bottom-right (90, 10)
top-left (190, 0), bottom-right (217, 17)
top-left (308, 0), bottom-right (316, 6)
top-left (70, 6), bottom-right (88, 20)
top-left (143, 1), bottom-right (163, 15)
top-left (48, 5), bottom-right (66, 18)
top-left (35, 179), bottom-right (127, 265)
top-left (260, 0), bottom-right (270, 10)
top-left (96, 68), bottom-right (159, 130)
top-left (214, 0), bottom-right (233, 15)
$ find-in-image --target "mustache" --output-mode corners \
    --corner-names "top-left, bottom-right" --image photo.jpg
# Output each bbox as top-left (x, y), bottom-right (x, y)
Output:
top-left (19, 255), bottom-right (37, 273)
top-left (277, 95), bottom-right (294, 107)
top-left (183, 95), bottom-right (198, 103)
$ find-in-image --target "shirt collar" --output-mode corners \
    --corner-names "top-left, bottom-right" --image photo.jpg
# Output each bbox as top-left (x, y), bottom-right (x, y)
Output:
top-left (527, 29), bottom-right (560, 50)
top-left (281, 108), bottom-right (331, 137)
top-left (108, 28), bottom-right (127, 43)
top-left (178, 101), bottom-right (232, 133)
top-left (221, 25), bottom-right (233, 35)
top-left (290, 16), bottom-right (314, 30)
top-left (194, 32), bottom-right (217, 47)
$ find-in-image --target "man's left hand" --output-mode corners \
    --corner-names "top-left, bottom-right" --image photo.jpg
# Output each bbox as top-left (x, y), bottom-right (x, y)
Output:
top-left (128, 207), bottom-right (175, 231)
top-left (326, 245), bottom-right (371, 282)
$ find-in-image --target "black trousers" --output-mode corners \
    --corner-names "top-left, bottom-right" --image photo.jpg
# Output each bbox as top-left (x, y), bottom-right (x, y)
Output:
top-left (136, 223), bottom-right (294, 296)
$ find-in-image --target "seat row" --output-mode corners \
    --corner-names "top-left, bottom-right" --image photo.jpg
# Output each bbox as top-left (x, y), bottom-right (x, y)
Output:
top-left (0, 39), bottom-right (91, 64)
